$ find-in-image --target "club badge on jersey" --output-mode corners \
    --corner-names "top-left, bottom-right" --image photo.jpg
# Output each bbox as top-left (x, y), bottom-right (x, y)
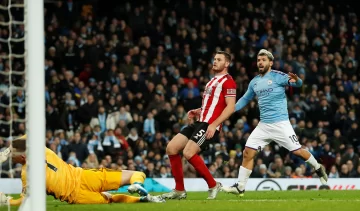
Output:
top-left (205, 87), bottom-right (213, 95)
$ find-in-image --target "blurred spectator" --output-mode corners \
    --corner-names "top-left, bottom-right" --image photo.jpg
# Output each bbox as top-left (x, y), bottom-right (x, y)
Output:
top-left (159, 166), bottom-right (171, 178)
top-left (252, 164), bottom-right (270, 178)
top-left (282, 166), bottom-right (293, 178)
top-left (68, 132), bottom-right (89, 164)
top-left (329, 165), bottom-right (340, 178)
top-left (268, 156), bottom-right (285, 178)
top-left (340, 164), bottom-right (350, 178)
top-left (144, 162), bottom-right (158, 178)
top-left (85, 153), bottom-right (100, 169)
top-left (143, 112), bottom-right (156, 142)
top-left (183, 158), bottom-right (197, 178)
top-left (320, 142), bottom-right (336, 171)
top-left (341, 145), bottom-right (359, 168)
top-left (67, 152), bottom-right (80, 167)
top-left (102, 129), bottom-right (121, 157)
top-left (257, 145), bottom-right (274, 167)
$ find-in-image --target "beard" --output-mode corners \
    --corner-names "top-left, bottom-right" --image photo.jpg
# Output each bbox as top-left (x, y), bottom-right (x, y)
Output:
top-left (213, 64), bottom-right (225, 73)
top-left (258, 64), bottom-right (270, 74)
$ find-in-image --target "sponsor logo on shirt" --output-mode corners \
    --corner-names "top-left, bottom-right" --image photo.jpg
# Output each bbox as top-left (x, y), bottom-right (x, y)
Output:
top-left (255, 88), bottom-right (273, 97)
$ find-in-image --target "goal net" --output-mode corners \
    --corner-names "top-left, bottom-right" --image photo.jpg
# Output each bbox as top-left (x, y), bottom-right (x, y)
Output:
top-left (0, 0), bottom-right (45, 211)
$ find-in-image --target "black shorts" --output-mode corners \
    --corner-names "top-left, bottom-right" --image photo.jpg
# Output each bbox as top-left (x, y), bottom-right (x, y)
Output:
top-left (180, 121), bottom-right (219, 150)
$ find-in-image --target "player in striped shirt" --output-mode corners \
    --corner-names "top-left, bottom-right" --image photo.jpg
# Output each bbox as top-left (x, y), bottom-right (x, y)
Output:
top-left (222, 49), bottom-right (328, 197)
top-left (162, 51), bottom-right (237, 200)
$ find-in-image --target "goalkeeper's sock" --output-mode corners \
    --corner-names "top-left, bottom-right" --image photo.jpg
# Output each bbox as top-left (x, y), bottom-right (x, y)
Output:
top-left (130, 171), bottom-right (146, 185)
top-left (237, 166), bottom-right (252, 191)
top-left (305, 154), bottom-right (321, 170)
top-left (111, 194), bottom-right (141, 203)
top-left (169, 154), bottom-right (185, 191)
top-left (188, 154), bottom-right (216, 188)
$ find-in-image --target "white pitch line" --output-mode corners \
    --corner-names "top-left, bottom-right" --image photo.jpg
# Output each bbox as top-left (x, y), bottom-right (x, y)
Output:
top-left (183, 199), bottom-right (360, 202)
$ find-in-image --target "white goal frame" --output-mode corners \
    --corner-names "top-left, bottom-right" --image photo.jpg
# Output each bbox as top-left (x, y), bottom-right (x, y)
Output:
top-left (21, 0), bottom-right (46, 210)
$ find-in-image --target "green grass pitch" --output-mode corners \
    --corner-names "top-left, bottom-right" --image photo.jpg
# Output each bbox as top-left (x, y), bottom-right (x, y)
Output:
top-left (2, 191), bottom-right (360, 211)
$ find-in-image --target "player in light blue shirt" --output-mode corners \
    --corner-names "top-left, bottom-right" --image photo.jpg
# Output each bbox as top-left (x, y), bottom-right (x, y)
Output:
top-left (235, 68), bottom-right (302, 123)
top-left (222, 49), bottom-right (327, 196)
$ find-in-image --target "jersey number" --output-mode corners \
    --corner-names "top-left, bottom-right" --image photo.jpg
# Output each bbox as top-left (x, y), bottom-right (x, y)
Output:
top-left (193, 129), bottom-right (205, 140)
top-left (45, 160), bottom-right (58, 172)
top-left (289, 135), bottom-right (299, 145)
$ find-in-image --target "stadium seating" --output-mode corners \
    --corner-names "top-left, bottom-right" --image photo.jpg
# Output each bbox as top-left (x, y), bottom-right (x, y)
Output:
top-left (0, 0), bottom-right (359, 179)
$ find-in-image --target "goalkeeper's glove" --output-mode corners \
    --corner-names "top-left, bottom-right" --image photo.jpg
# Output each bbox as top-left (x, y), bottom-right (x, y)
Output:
top-left (0, 148), bottom-right (11, 163)
top-left (0, 192), bottom-right (11, 206)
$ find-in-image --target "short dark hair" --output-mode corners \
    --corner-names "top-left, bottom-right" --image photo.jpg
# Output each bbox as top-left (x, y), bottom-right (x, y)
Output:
top-left (216, 51), bottom-right (232, 62)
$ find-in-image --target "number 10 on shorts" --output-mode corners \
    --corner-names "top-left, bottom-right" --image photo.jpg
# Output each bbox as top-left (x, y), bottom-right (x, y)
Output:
top-left (289, 135), bottom-right (299, 145)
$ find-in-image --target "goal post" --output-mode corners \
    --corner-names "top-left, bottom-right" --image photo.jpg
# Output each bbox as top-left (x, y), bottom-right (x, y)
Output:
top-left (21, 0), bottom-right (46, 210)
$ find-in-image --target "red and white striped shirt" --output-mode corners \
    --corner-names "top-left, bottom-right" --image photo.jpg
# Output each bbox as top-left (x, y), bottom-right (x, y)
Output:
top-left (199, 74), bottom-right (237, 130)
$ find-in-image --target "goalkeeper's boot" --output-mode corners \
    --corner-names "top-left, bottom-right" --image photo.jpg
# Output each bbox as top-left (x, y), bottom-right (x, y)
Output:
top-left (221, 183), bottom-right (245, 197)
top-left (128, 183), bottom-right (148, 197)
top-left (161, 189), bottom-right (187, 200)
top-left (0, 148), bottom-right (11, 163)
top-left (140, 194), bottom-right (166, 203)
top-left (315, 165), bottom-right (328, 185)
top-left (207, 182), bottom-right (222, 199)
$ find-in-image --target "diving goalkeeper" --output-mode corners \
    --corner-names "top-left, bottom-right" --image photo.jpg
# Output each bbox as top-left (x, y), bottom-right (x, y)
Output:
top-left (0, 134), bottom-right (164, 205)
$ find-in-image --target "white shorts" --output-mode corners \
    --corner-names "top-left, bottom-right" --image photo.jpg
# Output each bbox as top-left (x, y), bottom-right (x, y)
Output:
top-left (245, 120), bottom-right (301, 152)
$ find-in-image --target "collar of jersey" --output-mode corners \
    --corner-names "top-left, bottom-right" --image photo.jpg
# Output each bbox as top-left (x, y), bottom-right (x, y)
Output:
top-left (214, 73), bottom-right (228, 78)
top-left (259, 69), bottom-right (272, 77)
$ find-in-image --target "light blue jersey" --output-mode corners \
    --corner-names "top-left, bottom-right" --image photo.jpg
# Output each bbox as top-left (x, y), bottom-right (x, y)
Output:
top-left (235, 70), bottom-right (303, 123)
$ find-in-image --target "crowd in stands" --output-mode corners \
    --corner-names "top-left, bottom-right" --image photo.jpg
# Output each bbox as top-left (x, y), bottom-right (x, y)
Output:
top-left (1, 0), bottom-right (360, 179)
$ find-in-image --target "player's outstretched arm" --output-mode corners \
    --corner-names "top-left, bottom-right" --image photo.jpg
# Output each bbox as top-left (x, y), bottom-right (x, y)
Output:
top-left (276, 71), bottom-right (303, 87)
top-left (0, 192), bottom-right (24, 206)
top-left (7, 176), bottom-right (27, 206)
top-left (9, 196), bottom-right (24, 206)
top-left (235, 84), bottom-right (255, 112)
top-left (0, 135), bottom-right (28, 206)
top-left (287, 72), bottom-right (303, 87)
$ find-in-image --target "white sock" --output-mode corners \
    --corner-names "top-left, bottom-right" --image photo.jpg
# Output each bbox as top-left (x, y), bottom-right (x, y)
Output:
top-left (237, 166), bottom-right (252, 191)
top-left (305, 154), bottom-right (321, 170)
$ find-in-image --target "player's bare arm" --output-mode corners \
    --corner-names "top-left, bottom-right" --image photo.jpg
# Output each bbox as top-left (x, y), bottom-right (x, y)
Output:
top-left (6, 171), bottom-right (27, 206)
top-left (205, 97), bottom-right (235, 139)
top-left (0, 172), bottom-right (25, 206)
top-left (187, 108), bottom-right (201, 120)
top-left (2, 190), bottom-right (25, 206)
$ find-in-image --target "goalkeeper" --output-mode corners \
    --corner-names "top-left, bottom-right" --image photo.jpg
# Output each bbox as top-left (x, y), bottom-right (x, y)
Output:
top-left (0, 134), bottom-right (165, 205)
